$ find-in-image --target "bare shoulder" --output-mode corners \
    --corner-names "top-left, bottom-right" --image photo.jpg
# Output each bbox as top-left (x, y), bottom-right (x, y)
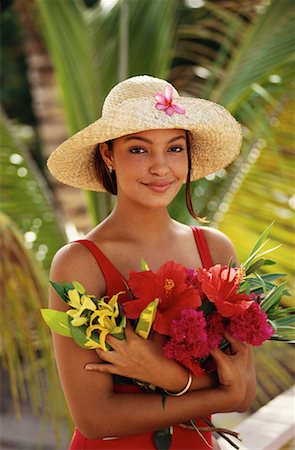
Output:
top-left (49, 242), bottom-right (106, 308)
top-left (202, 226), bottom-right (239, 265)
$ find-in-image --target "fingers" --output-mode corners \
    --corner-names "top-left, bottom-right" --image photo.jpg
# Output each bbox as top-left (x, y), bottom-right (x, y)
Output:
top-left (105, 321), bottom-right (136, 350)
top-left (223, 331), bottom-right (247, 355)
top-left (84, 361), bottom-right (117, 374)
top-left (124, 321), bottom-right (137, 339)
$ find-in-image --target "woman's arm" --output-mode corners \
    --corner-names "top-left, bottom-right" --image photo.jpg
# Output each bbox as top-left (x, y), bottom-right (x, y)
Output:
top-left (49, 242), bottom-right (249, 440)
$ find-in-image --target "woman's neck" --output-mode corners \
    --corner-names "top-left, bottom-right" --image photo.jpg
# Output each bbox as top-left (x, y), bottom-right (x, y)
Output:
top-left (104, 200), bottom-right (175, 244)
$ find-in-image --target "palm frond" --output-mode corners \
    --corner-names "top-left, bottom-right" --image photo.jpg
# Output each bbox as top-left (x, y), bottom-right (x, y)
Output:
top-left (0, 212), bottom-right (70, 442)
top-left (0, 115), bottom-right (65, 270)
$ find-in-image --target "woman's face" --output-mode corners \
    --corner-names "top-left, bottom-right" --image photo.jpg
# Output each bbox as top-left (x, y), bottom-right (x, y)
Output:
top-left (102, 129), bottom-right (188, 210)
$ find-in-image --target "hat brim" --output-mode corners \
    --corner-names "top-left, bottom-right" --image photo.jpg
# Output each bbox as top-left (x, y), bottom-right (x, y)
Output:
top-left (47, 97), bottom-right (242, 192)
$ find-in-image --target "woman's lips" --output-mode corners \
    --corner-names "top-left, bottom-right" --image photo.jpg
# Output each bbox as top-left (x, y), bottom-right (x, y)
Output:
top-left (143, 181), bottom-right (174, 193)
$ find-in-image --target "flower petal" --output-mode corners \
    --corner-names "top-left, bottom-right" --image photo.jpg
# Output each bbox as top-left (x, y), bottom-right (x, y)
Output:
top-left (165, 85), bottom-right (174, 102)
top-left (82, 296), bottom-right (97, 311)
top-left (156, 103), bottom-right (168, 111)
top-left (68, 289), bottom-right (81, 309)
top-left (165, 106), bottom-right (175, 116)
top-left (154, 93), bottom-right (166, 103)
top-left (122, 298), bottom-right (152, 319)
top-left (71, 316), bottom-right (88, 327)
top-left (173, 103), bottom-right (186, 115)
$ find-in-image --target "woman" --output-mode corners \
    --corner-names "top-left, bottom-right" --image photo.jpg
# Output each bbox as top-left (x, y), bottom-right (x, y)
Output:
top-left (48, 75), bottom-right (256, 449)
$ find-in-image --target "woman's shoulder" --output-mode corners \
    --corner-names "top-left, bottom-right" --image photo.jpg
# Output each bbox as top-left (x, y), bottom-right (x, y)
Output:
top-left (200, 226), bottom-right (239, 265)
top-left (49, 240), bottom-right (106, 297)
top-left (51, 241), bottom-right (91, 270)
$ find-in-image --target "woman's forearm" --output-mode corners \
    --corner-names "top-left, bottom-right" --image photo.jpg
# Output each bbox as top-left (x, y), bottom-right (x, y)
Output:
top-left (78, 386), bottom-right (239, 440)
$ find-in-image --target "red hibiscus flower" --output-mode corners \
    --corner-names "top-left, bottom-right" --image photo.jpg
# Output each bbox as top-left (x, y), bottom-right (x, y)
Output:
top-left (197, 264), bottom-right (252, 317)
top-left (122, 261), bottom-right (201, 335)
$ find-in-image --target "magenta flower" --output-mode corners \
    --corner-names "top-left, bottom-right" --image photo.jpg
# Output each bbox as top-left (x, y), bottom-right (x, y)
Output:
top-left (206, 312), bottom-right (224, 350)
top-left (154, 85), bottom-right (186, 116)
top-left (163, 309), bottom-right (209, 377)
top-left (226, 301), bottom-right (274, 346)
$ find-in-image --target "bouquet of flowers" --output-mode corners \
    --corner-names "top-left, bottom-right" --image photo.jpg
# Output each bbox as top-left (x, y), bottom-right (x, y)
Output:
top-left (41, 224), bottom-right (294, 449)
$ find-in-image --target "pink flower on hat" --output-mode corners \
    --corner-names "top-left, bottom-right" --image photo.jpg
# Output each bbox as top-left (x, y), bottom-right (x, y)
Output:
top-left (154, 85), bottom-right (185, 116)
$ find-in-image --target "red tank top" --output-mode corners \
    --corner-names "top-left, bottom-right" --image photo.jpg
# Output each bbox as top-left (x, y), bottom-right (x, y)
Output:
top-left (69, 226), bottom-right (213, 450)
top-left (74, 226), bottom-right (213, 297)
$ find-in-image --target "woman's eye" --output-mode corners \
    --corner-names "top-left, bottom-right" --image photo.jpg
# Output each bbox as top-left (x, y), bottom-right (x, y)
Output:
top-left (129, 147), bottom-right (145, 154)
top-left (169, 146), bottom-right (183, 153)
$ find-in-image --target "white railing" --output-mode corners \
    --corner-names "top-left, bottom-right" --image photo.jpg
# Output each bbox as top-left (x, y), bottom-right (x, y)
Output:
top-left (217, 385), bottom-right (295, 450)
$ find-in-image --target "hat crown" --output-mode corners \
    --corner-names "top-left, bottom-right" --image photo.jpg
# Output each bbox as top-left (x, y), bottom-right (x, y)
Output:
top-left (102, 75), bottom-right (179, 116)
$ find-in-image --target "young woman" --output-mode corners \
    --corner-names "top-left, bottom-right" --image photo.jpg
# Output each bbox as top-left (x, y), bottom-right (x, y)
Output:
top-left (47, 75), bottom-right (256, 449)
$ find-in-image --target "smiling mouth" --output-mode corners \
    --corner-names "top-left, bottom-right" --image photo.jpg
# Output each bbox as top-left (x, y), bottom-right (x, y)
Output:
top-left (143, 181), bottom-right (174, 193)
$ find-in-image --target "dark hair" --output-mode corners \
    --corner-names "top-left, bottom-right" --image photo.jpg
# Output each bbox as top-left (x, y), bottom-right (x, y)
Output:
top-left (184, 132), bottom-right (205, 222)
top-left (94, 132), bottom-right (203, 222)
top-left (94, 141), bottom-right (117, 195)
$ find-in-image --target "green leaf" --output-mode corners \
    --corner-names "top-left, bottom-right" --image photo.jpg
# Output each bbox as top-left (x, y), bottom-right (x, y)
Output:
top-left (69, 322), bottom-right (89, 348)
top-left (152, 427), bottom-right (173, 450)
top-left (110, 330), bottom-right (125, 340)
top-left (253, 271), bottom-right (267, 294)
top-left (49, 280), bottom-right (69, 303)
top-left (41, 308), bottom-right (71, 337)
top-left (273, 315), bottom-right (295, 327)
top-left (249, 222), bottom-right (274, 256)
top-left (263, 259), bottom-right (277, 266)
top-left (141, 258), bottom-right (150, 271)
top-left (272, 326), bottom-right (295, 341)
top-left (72, 280), bottom-right (86, 294)
top-left (135, 299), bottom-right (159, 339)
top-left (245, 258), bottom-right (265, 276)
top-left (161, 390), bottom-right (167, 409)
top-left (62, 281), bottom-right (74, 291)
top-left (260, 283), bottom-right (287, 312)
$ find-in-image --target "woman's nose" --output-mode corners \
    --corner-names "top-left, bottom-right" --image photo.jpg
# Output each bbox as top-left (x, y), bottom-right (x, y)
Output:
top-left (149, 154), bottom-right (169, 176)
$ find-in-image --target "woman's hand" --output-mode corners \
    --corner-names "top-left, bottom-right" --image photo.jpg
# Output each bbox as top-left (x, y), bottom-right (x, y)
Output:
top-left (210, 332), bottom-right (250, 410)
top-left (86, 324), bottom-right (163, 380)
top-left (85, 324), bottom-right (192, 392)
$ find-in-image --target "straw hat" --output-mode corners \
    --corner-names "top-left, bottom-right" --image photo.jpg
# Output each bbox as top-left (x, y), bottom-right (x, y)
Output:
top-left (47, 75), bottom-right (243, 192)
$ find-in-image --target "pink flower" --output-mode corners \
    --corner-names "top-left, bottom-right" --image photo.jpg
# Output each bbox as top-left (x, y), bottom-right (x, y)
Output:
top-left (163, 309), bottom-right (209, 377)
top-left (206, 312), bottom-right (224, 350)
top-left (197, 265), bottom-right (253, 317)
top-left (154, 85), bottom-right (186, 116)
top-left (226, 301), bottom-right (274, 346)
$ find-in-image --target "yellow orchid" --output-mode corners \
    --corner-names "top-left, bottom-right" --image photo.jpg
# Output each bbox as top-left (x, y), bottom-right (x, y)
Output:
top-left (85, 292), bottom-right (125, 351)
top-left (67, 288), bottom-right (82, 309)
top-left (66, 289), bottom-right (97, 327)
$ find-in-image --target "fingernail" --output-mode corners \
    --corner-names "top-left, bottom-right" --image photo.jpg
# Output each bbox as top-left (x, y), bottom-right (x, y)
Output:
top-left (85, 365), bottom-right (93, 370)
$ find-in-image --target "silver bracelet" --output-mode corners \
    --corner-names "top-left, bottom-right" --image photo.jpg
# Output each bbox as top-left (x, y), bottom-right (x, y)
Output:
top-left (164, 372), bottom-right (193, 397)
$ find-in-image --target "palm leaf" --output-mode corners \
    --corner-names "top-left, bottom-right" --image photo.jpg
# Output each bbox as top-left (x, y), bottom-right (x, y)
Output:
top-left (0, 212), bottom-right (70, 441)
top-left (0, 115), bottom-right (66, 271)
top-left (36, 0), bottom-right (108, 223)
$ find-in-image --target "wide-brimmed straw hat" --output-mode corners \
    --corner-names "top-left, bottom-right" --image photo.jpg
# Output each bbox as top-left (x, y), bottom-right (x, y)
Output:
top-left (47, 75), bottom-right (243, 192)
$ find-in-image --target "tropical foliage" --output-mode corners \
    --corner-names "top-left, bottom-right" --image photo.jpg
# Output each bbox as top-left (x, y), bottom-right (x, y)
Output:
top-left (1, 0), bottom-right (294, 447)
top-left (169, 0), bottom-right (295, 296)
top-left (0, 116), bottom-right (66, 271)
top-left (0, 211), bottom-right (70, 442)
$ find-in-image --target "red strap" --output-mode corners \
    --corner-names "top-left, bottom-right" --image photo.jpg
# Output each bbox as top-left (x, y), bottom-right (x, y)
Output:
top-left (71, 239), bottom-right (128, 297)
top-left (72, 229), bottom-right (213, 296)
top-left (192, 227), bottom-right (213, 269)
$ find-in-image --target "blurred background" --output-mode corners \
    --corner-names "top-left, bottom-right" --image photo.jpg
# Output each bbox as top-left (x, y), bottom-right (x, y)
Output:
top-left (1, 0), bottom-right (294, 448)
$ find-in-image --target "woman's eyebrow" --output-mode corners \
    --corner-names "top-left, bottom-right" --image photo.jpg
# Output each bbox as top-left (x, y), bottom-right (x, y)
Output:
top-left (124, 135), bottom-right (186, 144)
top-left (167, 135), bottom-right (186, 143)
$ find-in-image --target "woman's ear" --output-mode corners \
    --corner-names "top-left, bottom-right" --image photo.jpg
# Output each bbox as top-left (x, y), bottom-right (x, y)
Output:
top-left (100, 142), bottom-right (114, 168)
